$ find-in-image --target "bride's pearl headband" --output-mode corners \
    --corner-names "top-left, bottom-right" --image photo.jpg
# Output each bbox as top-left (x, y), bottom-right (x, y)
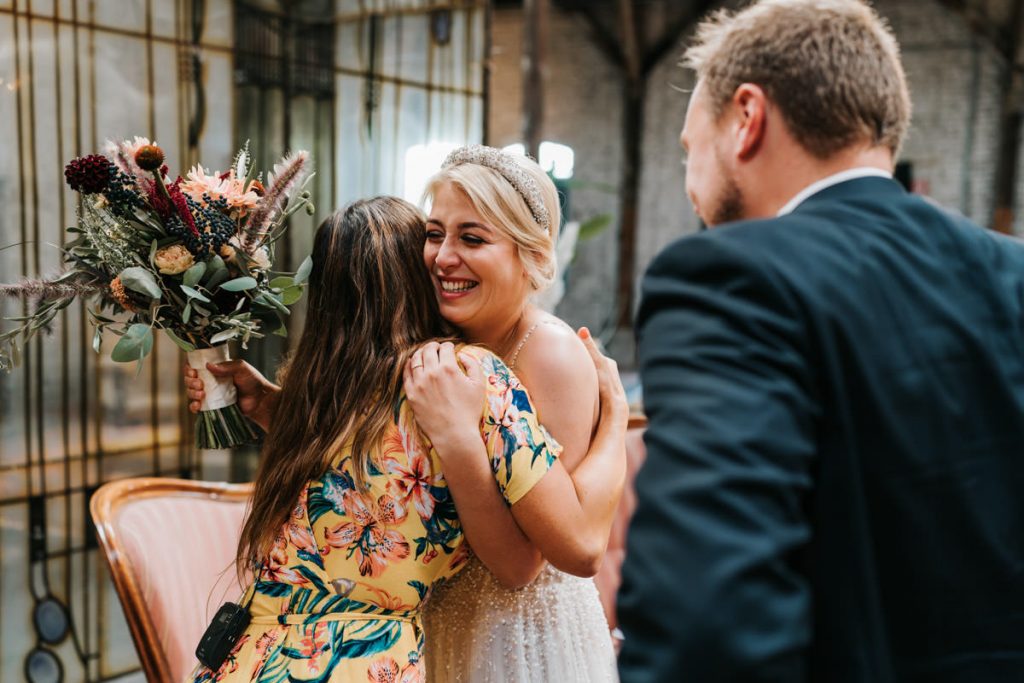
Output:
top-left (442, 145), bottom-right (552, 234)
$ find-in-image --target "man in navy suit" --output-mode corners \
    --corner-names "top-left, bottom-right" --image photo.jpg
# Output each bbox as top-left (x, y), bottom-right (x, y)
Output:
top-left (618, 1), bottom-right (1024, 681)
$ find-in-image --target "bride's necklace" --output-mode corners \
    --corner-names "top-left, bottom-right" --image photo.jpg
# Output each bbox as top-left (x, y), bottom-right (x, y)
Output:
top-left (501, 317), bottom-right (541, 371)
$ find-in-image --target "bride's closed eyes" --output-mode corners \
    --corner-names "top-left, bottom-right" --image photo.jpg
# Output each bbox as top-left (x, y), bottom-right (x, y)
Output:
top-left (425, 225), bottom-right (492, 246)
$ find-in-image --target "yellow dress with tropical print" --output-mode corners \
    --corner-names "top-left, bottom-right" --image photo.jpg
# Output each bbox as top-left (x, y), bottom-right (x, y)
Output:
top-left (189, 348), bottom-right (559, 683)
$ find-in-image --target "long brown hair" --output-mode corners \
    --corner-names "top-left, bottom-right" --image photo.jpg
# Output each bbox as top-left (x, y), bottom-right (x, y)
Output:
top-left (237, 196), bottom-right (450, 571)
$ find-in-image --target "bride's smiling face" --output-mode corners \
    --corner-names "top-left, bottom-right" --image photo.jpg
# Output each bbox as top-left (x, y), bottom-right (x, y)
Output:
top-left (424, 182), bottom-right (530, 334)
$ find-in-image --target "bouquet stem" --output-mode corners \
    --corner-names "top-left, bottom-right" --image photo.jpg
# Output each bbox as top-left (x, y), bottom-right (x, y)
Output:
top-left (194, 402), bottom-right (257, 450)
top-left (186, 345), bottom-right (257, 449)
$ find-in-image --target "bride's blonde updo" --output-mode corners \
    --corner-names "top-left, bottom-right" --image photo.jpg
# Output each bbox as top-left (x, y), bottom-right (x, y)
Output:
top-left (425, 145), bottom-right (561, 292)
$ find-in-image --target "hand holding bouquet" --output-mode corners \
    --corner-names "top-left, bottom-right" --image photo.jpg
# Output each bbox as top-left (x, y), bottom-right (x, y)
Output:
top-left (0, 137), bottom-right (315, 449)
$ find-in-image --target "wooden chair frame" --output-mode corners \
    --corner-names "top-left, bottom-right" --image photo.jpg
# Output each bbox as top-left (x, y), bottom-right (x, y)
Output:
top-left (90, 477), bottom-right (253, 683)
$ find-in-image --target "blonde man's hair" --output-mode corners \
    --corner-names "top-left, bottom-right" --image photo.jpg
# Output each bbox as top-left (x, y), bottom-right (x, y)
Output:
top-left (426, 154), bottom-right (561, 291)
top-left (684, 0), bottom-right (911, 158)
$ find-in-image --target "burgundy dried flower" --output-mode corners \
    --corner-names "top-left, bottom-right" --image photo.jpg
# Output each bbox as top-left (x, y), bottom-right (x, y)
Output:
top-left (144, 179), bottom-right (172, 219)
top-left (134, 144), bottom-right (165, 172)
top-left (168, 178), bottom-right (200, 237)
top-left (64, 154), bottom-right (115, 194)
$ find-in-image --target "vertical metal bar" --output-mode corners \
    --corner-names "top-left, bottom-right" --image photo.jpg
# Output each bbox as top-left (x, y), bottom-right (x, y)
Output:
top-left (463, 7), bottom-right (473, 140)
top-left (614, 0), bottom-right (643, 330)
top-left (961, 38), bottom-right (981, 217)
top-left (281, 12), bottom-right (293, 270)
top-left (366, 12), bottom-right (378, 141)
top-left (86, 1), bottom-right (98, 674)
top-left (187, 0), bottom-right (205, 161)
top-left (26, 3), bottom-right (48, 551)
top-left (521, 0), bottom-right (547, 158)
top-left (68, 0), bottom-right (90, 675)
top-left (425, 13), bottom-right (434, 142)
top-left (62, 0), bottom-right (97, 675)
top-left (12, 3), bottom-right (36, 540)
top-left (145, 0), bottom-right (162, 476)
top-left (391, 14), bottom-right (403, 187)
top-left (368, 14), bottom-right (380, 193)
top-left (283, 13), bottom-right (292, 150)
top-left (0, 1), bottom-right (16, 666)
top-left (88, 0), bottom-right (103, 478)
top-left (482, 1), bottom-right (491, 145)
top-left (992, 0), bottom-right (1024, 233)
top-left (53, 0), bottom-right (73, 617)
top-left (179, 0), bottom-right (194, 478)
top-left (329, 22), bottom-right (338, 216)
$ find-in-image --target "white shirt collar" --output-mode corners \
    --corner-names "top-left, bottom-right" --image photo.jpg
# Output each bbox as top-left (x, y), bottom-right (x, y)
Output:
top-left (776, 167), bottom-right (893, 216)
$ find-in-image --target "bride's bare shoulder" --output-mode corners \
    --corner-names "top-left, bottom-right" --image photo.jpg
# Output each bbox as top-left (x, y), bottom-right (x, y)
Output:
top-left (517, 315), bottom-right (597, 394)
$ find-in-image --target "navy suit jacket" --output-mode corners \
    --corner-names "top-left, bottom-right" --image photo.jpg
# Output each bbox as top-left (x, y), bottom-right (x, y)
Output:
top-left (619, 177), bottom-right (1024, 682)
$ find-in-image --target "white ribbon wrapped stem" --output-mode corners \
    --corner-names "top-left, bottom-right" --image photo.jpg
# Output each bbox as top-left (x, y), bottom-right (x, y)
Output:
top-left (186, 345), bottom-right (238, 412)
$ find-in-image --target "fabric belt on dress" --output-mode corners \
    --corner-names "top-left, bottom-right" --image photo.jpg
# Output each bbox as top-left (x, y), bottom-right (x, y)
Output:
top-left (250, 610), bottom-right (418, 626)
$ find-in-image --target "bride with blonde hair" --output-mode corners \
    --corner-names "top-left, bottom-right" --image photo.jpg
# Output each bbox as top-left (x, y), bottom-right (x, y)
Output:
top-left (406, 145), bottom-right (621, 681)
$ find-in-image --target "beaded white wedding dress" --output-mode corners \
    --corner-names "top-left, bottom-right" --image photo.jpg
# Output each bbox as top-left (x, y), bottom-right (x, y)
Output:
top-left (422, 555), bottom-right (619, 682)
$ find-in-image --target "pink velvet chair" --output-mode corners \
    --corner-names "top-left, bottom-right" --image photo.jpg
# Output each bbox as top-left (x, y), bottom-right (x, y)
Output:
top-left (90, 477), bottom-right (252, 683)
top-left (594, 416), bottom-right (648, 639)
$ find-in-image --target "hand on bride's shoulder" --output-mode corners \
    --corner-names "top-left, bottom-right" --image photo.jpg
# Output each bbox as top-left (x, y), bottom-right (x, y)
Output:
top-left (403, 341), bottom-right (487, 455)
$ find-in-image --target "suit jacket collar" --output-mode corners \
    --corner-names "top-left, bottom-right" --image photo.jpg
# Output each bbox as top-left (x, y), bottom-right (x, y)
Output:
top-left (792, 176), bottom-right (907, 215)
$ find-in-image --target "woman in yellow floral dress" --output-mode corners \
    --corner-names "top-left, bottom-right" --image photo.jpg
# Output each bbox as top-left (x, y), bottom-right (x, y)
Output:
top-left (188, 197), bottom-right (590, 683)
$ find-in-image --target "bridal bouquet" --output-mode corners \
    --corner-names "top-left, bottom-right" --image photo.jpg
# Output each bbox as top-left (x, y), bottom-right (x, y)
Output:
top-left (0, 137), bottom-right (315, 449)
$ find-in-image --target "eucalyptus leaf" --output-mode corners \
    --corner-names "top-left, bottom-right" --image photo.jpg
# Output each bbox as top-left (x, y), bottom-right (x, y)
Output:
top-left (182, 302), bottom-right (192, 324)
top-left (205, 267), bottom-right (230, 290)
top-left (209, 329), bottom-right (239, 345)
top-left (207, 254), bottom-right (227, 273)
top-left (92, 327), bottom-right (102, 354)
top-left (183, 262), bottom-right (207, 288)
top-left (269, 276), bottom-right (294, 290)
top-left (164, 328), bottom-right (196, 352)
top-left (120, 266), bottom-right (162, 300)
top-left (88, 310), bottom-right (116, 324)
top-left (110, 324), bottom-right (154, 363)
top-left (273, 324), bottom-right (289, 338)
top-left (256, 292), bottom-right (290, 315)
top-left (179, 285), bottom-right (211, 303)
top-left (219, 277), bottom-right (258, 292)
top-left (294, 255), bottom-right (313, 285)
top-left (148, 239), bottom-right (158, 267)
top-left (204, 255), bottom-right (226, 282)
top-left (280, 286), bottom-right (303, 306)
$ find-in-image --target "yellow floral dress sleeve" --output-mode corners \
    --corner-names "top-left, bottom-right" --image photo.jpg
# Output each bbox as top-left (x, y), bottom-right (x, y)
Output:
top-left (461, 346), bottom-right (562, 505)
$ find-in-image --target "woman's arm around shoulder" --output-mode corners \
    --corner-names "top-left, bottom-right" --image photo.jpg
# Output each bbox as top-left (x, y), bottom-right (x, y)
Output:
top-left (509, 328), bottom-right (629, 576)
top-left (405, 333), bottom-right (629, 579)
top-left (403, 342), bottom-right (546, 589)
